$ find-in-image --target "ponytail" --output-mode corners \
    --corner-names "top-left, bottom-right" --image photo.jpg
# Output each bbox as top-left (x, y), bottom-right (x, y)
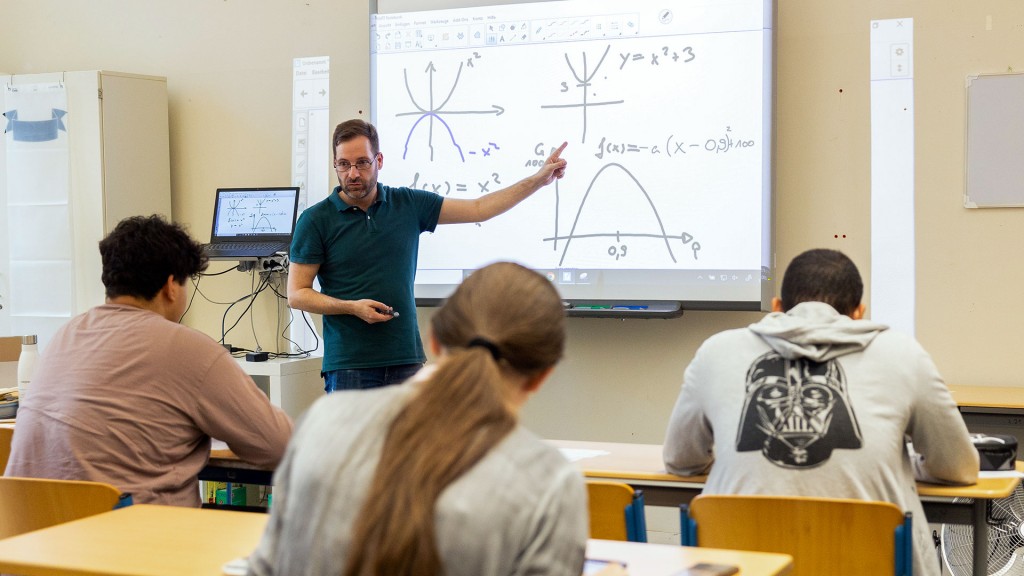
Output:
top-left (343, 262), bottom-right (565, 576)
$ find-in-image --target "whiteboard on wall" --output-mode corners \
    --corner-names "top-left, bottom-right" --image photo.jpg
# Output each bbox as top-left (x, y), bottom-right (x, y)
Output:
top-left (965, 73), bottom-right (1024, 208)
top-left (372, 0), bottom-right (775, 310)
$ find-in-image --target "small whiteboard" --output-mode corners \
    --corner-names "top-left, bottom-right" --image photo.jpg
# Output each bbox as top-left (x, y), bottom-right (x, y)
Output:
top-left (965, 73), bottom-right (1024, 208)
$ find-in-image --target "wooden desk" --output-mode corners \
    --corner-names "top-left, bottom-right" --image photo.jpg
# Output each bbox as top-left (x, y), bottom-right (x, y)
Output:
top-left (587, 539), bottom-right (792, 575)
top-left (0, 501), bottom-right (791, 576)
top-left (948, 384), bottom-right (1024, 443)
top-left (0, 504), bottom-right (267, 576)
top-left (203, 446), bottom-right (274, 485)
top-left (948, 384), bottom-right (1024, 412)
top-left (201, 439), bottom-right (1015, 576)
top-left (553, 439), bottom-right (1019, 576)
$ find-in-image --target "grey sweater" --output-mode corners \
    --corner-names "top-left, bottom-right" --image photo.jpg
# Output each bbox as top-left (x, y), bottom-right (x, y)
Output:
top-left (248, 375), bottom-right (588, 576)
top-left (663, 302), bottom-right (979, 576)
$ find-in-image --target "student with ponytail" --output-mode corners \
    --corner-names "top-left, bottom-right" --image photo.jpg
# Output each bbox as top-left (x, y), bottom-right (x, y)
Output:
top-left (247, 262), bottom-right (588, 576)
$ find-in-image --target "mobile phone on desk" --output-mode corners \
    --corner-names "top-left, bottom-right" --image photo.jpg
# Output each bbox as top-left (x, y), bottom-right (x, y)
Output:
top-left (674, 562), bottom-right (739, 576)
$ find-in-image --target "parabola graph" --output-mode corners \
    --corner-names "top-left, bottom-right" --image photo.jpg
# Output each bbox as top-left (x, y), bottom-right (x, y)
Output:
top-left (226, 200), bottom-right (244, 218)
top-left (251, 216), bottom-right (275, 233)
top-left (396, 60), bottom-right (505, 162)
top-left (546, 162), bottom-right (699, 266)
top-left (540, 45), bottom-right (624, 145)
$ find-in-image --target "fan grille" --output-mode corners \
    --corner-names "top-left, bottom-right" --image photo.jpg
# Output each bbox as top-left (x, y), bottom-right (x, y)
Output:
top-left (942, 483), bottom-right (1024, 576)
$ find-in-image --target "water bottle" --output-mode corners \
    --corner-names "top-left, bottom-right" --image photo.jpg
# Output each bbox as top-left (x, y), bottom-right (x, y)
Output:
top-left (17, 335), bottom-right (38, 404)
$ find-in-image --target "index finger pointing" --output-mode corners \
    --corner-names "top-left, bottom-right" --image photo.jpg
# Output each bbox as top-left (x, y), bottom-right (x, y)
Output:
top-left (548, 141), bottom-right (568, 162)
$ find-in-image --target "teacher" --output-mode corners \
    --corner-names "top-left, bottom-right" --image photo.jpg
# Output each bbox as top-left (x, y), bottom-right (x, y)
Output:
top-left (287, 119), bottom-right (568, 392)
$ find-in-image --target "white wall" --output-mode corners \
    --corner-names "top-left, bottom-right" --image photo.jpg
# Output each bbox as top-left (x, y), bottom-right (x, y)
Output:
top-left (3, 0), bottom-right (1024, 443)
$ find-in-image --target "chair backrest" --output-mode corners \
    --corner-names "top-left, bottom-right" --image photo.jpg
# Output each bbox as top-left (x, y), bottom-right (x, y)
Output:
top-left (0, 476), bottom-right (123, 539)
top-left (681, 494), bottom-right (912, 576)
top-left (0, 427), bottom-right (13, 473)
top-left (586, 480), bottom-right (647, 542)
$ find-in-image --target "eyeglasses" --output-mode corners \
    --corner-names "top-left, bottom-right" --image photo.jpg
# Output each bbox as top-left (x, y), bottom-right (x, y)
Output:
top-left (334, 158), bottom-right (376, 172)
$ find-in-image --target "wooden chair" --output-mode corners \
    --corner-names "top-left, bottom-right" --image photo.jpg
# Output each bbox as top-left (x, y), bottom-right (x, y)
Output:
top-left (0, 427), bottom-right (12, 473)
top-left (680, 494), bottom-right (912, 576)
top-left (0, 476), bottom-right (124, 539)
top-left (586, 480), bottom-right (647, 542)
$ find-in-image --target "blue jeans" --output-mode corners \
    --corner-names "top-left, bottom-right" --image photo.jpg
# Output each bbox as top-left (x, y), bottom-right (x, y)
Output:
top-left (323, 363), bottom-right (423, 393)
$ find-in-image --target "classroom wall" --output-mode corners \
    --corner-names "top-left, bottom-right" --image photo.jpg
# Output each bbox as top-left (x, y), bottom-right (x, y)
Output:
top-left (3, 1), bottom-right (1023, 443)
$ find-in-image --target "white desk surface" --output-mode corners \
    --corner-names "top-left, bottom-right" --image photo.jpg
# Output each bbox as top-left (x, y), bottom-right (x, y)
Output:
top-left (588, 539), bottom-right (793, 576)
top-left (233, 354), bottom-right (321, 376)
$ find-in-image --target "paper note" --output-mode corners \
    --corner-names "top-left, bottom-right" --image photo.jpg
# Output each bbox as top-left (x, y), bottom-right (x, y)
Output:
top-left (559, 448), bottom-right (610, 462)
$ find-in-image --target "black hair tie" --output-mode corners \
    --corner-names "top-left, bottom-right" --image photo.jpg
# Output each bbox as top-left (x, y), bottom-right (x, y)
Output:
top-left (467, 337), bottom-right (502, 361)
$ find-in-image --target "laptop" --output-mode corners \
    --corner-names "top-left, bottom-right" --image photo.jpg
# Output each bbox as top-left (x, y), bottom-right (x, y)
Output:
top-left (203, 187), bottom-right (300, 261)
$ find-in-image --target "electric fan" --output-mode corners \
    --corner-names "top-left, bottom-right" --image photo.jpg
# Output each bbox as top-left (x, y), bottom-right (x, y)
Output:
top-left (941, 483), bottom-right (1024, 575)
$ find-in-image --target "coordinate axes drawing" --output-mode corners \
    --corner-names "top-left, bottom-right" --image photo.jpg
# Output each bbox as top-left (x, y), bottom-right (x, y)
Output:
top-left (546, 162), bottom-right (701, 266)
top-left (396, 58), bottom-right (505, 162)
top-left (540, 45), bottom-right (624, 144)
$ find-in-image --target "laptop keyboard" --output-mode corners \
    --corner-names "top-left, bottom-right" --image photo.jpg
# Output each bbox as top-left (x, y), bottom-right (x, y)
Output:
top-left (204, 242), bottom-right (288, 256)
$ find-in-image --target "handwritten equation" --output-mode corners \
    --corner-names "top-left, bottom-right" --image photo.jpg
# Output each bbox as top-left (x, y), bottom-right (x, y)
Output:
top-left (593, 127), bottom-right (757, 160)
top-left (617, 45), bottom-right (697, 69)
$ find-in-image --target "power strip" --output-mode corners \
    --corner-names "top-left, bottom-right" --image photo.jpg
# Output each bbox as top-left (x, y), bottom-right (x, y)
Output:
top-left (257, 254), bottom-right (289, 273)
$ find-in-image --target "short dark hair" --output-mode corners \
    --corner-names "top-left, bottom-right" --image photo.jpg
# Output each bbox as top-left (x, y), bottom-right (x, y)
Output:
top-left (332, 119), bottom-right (379, 157)
top-left (99, 215), bottom-right (208, 300)
top-left (779, 249), bottom-right (863, 315)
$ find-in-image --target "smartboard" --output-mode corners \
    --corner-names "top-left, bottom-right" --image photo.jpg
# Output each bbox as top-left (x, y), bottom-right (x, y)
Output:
top-left (371, 0), bottom-right (774, 310)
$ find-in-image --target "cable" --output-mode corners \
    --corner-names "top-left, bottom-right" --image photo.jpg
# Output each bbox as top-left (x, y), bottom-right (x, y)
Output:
top-left (248, 268), bottom-right (262, 353)
top-left (182, 263), bottom-right (318, 357)
top-left (219, 273), bottom-right (273, 344)
top-left (181, 266), bottom-right (246, 322)
top-left (199, 266), bottom-right (238, 277)
top-left (180, 274), bottom-right (203, 322)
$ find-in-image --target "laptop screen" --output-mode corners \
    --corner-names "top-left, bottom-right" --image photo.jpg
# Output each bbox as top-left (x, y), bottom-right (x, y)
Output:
top-left (210, 187), bottom-right (300, 242)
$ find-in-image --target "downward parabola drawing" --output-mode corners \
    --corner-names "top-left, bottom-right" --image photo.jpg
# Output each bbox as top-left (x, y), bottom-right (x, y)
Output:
top-left (549, 162), bottom-right (699, 267)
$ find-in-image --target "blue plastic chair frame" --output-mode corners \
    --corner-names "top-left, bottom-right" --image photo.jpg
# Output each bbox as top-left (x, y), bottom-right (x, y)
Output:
top-left (894, 512), bottom-right (912, 576)
top-left (625, 489), bottom-right (648, 543)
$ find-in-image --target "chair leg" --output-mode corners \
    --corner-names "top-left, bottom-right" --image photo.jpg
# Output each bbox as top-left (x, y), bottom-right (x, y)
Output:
top-left (680, 503), bottom-right (698, 546)
top-left (895, 512), bottom-right (913, 576)
top-left (626, 490), bottom-right (648, 543)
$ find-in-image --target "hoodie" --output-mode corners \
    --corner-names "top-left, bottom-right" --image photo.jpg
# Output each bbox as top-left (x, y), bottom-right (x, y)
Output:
top-left (749, 301), bottom-right (888, 361)
top-left (663, 302), bottom-right (978, 576)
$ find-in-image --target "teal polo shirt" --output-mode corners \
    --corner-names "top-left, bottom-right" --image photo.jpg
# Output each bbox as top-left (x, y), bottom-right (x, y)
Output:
top-left (289, 184), bottom-right (443, 372)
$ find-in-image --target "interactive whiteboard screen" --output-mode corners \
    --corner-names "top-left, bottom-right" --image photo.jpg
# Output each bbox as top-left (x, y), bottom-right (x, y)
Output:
top-left (371, 0), bottom-right (774, 310)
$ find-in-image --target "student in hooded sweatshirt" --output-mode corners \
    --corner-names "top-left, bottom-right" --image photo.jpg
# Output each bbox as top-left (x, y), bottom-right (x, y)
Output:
top-left (663, 248), bottom-right (978, 576)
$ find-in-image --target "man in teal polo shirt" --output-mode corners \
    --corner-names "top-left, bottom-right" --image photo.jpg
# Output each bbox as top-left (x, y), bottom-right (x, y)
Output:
top-left (287, 119), bottom-right (568, 391)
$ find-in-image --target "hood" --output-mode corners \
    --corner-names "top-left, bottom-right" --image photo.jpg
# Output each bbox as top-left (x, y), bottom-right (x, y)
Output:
top-left (748, 301), bottom-right (888, 362)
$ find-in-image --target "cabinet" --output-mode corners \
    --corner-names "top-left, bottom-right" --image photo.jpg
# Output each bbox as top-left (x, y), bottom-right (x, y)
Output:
top-left (0, 71), bottom-right (171, 349)
top-left (234, 356), bottom-right (325, 420)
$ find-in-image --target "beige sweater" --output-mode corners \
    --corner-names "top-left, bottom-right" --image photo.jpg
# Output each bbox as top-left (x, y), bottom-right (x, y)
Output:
top-left (6, 304), bottom-right (293, 506)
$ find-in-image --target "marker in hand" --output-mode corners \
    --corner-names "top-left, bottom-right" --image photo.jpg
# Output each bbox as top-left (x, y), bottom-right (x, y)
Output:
top-left (376, 306), bottom-right (399, 318)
